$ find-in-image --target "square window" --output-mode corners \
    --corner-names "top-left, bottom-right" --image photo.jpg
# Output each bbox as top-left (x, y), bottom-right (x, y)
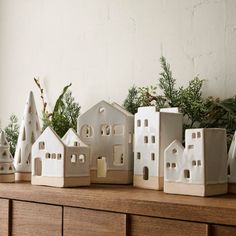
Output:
top-left (166, 162), bottom-right (171, 168)
top-left (171, 163), bottom-right (176, 168)
top-left (197, 132), bottom-right (201, 138)
top-left (192, 160), bottom-right (196, 166)
top-left (151, 153), bottom-right (155, 161)
top-left (151, 136), bottom-right (155, 143)
top-left (144, 136), bottom-right (148, 143)
top-left (188, 145), bottom-right (194, 149)
top-left (39, 141), bottom-right (45, 150)
top-left (137, 120), bottom-right (141, 127)
top-left (144, 119), bottom-right (148, 127)
top-left (57, 154), bottom-right (62, 160)
top-left (192, 133), bottom-right (196, 139)
top-left (197, 160), bottom-right (201, 166)
top-left (137, 152), bottom-right (141, 160)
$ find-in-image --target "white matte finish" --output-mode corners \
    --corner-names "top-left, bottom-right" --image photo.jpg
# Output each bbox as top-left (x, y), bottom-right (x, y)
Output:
top-left (14, 91), bottom-right (41, 178)
top-left (228, 131), bottom-right (236, 183)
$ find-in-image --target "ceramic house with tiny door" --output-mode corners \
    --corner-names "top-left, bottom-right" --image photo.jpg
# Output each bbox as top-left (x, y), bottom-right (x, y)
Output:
top-left (14, 91), bottom-right (41, 182)
top-left (227, 131), bottom-right (236, 193)
top-left (0, 130), bottom-right (15, 182)
top-left (78, 100), bottom-right (134, 184)
top-left (133, 106), bottom-right (183, 190)
top-left (164, 128), bottom-right (228, 197)
top-left (31, 127), bottom-right (90, 187)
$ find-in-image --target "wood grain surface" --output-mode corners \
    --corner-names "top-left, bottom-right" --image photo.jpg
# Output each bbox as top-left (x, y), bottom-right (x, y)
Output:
top-left (0, 198), bottom-right (9, 236)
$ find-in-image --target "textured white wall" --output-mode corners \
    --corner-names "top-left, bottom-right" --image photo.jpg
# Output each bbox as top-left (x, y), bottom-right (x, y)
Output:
top-left (0, 0), bottom-right (236, 126)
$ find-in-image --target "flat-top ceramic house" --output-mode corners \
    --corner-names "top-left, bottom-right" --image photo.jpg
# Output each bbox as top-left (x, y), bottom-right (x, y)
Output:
top-left (228, 131), bottom-right (236, 193)
top-left (164, 128), bottom-right (228, 196)
top-left (31, 127), bottom-right (90, 187)
top-left (133, 106), bottom-right (182, 190)
top-left (14, 91), bottom-right (41, 181)
top-left (78, 100), bottom-right (134, 184)
top-left (0, 130), bottom-right (15, 182)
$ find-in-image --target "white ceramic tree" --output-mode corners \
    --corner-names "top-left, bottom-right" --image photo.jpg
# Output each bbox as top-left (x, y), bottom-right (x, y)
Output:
top-left (14, 91), bottom-right (41, 181)
top-left (228, 131), bottom-right (236, 193)
top-left (0, 130), bottom-right (15, 182)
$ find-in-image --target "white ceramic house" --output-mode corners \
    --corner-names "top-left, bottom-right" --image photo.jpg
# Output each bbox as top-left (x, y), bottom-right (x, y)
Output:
top-left (0, 130), bottom-right (15, 182)
top-left (228, 131), bottom-right (236, 193)
top-left (164, 128), bottom-right (228, 196)
top-left (31, 127), bottom-right (90, 187)
top-left (78, 100), bottom-right (134, 184)
top-left (133, 106), bottom-right (183, 190)
top-left (14, 91), bottom-right (41, 182)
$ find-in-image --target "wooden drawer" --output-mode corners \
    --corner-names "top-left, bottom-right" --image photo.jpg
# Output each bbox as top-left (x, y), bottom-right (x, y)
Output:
top-left (211, 225), bottom-right (236, 236)
top-left (130, 215), bottom-right (209, 236)
top-left (0, 199), bottom-right (9, 236)
top-left (11, 200), bottom-right (62, 236)
top-left (64, 207), bottom-right (126, 236)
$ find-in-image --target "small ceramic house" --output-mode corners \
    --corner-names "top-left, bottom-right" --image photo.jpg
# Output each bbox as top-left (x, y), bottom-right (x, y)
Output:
top-left (164, 128), bottom-right (228, 197)
top-left (78, 100), bottom-right (134, 184)
top-left (31, 127), bottom-right (90, 187)
top-left (14, 91), bottom-right (41, 181)
top-left (227, 131), bottom-right (236, 193)
top-left (133, 106), bottom-right (182, 190)
top-left (0, 130), bottom-right (15, 182)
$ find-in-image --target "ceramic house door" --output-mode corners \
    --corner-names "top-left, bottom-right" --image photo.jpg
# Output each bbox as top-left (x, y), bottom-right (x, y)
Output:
top-left (97, 157), bottom-right (107, 177)
top-left (34, 158), bottom-right (42, 176)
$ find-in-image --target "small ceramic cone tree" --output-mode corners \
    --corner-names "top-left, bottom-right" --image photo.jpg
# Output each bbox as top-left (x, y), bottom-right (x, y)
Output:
top-left (14, 91), bottom-right (41, 181)
top-left (0, 130), bottom-right (15, 182)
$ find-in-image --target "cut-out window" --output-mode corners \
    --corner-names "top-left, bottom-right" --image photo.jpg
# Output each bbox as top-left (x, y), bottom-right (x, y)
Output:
top-left (172, 148), bottom-right (177, 154)
top-left (99, 107), bottom-right (105, 113)
top-left (22, 126), bottom-right (26, 141)
top-left (71, 154), bottom-right (77, 163)
top-left (151, 153), bottom-right (155, 161)
top-left (137, 152), bottom-right (141, 160)
top-left (151, 136), bottom-right (155, 143)
top-left (2, 151), bottom-right (7, 156)
top-left (228, 165), bottom-right (231, 175)
top-left (97, 157), bottom-right (107, 178)
top-left (18, 149), bottom-right (22, 164)
top-left (81, 125), bottom-right (93, 138)
top-left (26, 153), bottom-right (31, 165)
top-left (192, 160), bottom-right (196, 166)
top-left (172, 163), bottom-right (176, 168)
top-left (28, 106), bottom-right (32, 113)
top-left (113, 125), bottom-right (124, 135)
top-left (0, 166), bottom-right (4, 171)
top-left (188, 145), bottom-right (194, 149)
top-left (192, 133), bottom-right (196, 139)
top-left (39, 142), bottom-right (45, 150)
top-left (36, 122), bottom-right (40, 131)
top-left (31, 132), bottom-right (35, 144)
top-left (74, 141), bottom-right (79, 147)
top-left (78, 154), bottom-right (85, 163)
top-left (52, 153), bottom-right (56, 159)
top-left (144, 136), bottom-right (148, 143)
top-left (137, 120), bottom-right (141, 127)
top-left (9, 166), bottom-right (12, 170)
top-left (101, 125), bottom-right (111, 136)
top-left (144, 119), bottom-right (148, 127)
top-left (143, 166), bottom-right (149, 180)
top-left (197, 160), bottom-right (201, 166)
top-left (57, 154), bottom-right (62, 160)
top-left (197, 132), bottom-right (201, 138)
top-left (45, 153), bottom-right (50, 159)
top-left (128, 132), bottom-right (132, 143)
top-left (166, 162), bottom-right (171, 168)
top-left (113, 145), bottom-right (124, 166)
top-left (184, 169), bottom-right (190, 179)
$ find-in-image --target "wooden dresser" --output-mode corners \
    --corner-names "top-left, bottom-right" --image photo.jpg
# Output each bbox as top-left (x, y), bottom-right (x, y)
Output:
top-left (0, 183), bottom-right (236, 236)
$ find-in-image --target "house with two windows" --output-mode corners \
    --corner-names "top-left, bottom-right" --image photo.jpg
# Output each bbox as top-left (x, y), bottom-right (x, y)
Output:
top-left (77, 100), bottom-right (134, 184)
top-left (164, 128), bottom-right (228, 196)
top-left (31, 127), bottom-right (90, 187)
top-left (133, 106), bottom-right (183, 190)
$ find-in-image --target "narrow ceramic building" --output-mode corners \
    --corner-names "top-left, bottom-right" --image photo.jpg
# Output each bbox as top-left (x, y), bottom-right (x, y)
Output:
top-left (0, 130), bottom-right (15, 182)
top-left (133, 106), bottom-right (182, 190)
top-left (164, 128), bottom-right (228, 196)
top-left (14, 91), bottom-right (41, 181)
top-left (31, 127), bottom-right (90, 187)
top-left (78, 100), bottom-right (134, 184)
top-left (228, 131), bottom-right (236, 193)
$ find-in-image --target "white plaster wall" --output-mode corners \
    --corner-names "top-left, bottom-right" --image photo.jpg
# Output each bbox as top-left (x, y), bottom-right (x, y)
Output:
top-left (0, 0), bottom-right (236, 126)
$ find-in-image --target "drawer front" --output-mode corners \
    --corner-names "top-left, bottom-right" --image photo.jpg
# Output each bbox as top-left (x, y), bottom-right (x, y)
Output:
top-left (211, 225), bottom-right (236, 236)
top-left (12, 200), bottom-right (62, 236)
top-left (130, 215), bottom-right (209, 236)
top-left (64, 207), bottom-right (126, 236)
top-left (0, 199), bottom-right (9, 236)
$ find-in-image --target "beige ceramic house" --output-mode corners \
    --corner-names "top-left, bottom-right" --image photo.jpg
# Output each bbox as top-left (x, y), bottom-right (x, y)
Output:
top-left (31, 127), bottom-right (90, 187)
top-left (14, 91), bottom-right (41, 181)
top-left (78, 100), bottom-right (134, 184)
top-left (133, 106), bottom-right (183, 190)
top-left (0, 130), bottom-right (15, 182)
top-left (228, 131), bottom-right (236, 193)
top-left (164, 128), bottom-right (228, 196)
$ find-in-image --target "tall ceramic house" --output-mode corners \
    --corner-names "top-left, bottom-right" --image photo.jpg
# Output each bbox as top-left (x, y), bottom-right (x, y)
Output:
top-left (133, 106), bottom-right (182, 190)
top-left (31, 127), bottom-right (90, 187)
top-left (164, 128), bottom-right (228, 196)
top-left (0, 130), bottom-right (15, 182)
top-left (228, 131), bottom-right (236, 193)
top-left (78, 100), bottom-right (134, 184)
top-left (14, 91), bottom-right (41, 181)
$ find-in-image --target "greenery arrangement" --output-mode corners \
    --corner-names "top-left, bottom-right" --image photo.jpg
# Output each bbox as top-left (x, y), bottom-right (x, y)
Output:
top-left (34, 78), bottom-right (81, 137)
top-left (4, 115), bottom-right (19, 155)
top-left (123, 56), bottom-right (236, 148)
